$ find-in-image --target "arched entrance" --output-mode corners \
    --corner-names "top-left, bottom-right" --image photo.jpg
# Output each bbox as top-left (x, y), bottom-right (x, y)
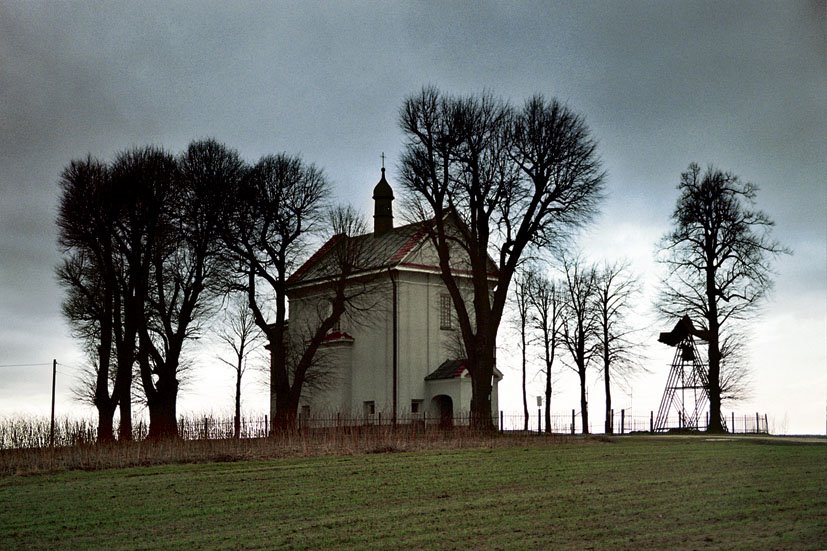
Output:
top-left (430, 395), bottom-right (454, 428)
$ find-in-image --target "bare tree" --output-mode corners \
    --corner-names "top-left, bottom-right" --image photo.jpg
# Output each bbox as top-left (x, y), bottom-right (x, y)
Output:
top-left (657, 163), bottom-right (789, 432)
top-left (398, 87), bottom-right (604, 428)
top-left (528, 273), bottom-right (563, 433)
top-left (220, 153), bottom-right (375, 431)
top-left (559, 256), bottom-right (599, 435)
top-left (511, 268), bottom-right (534, 431)
top-left (215, 297), bottom-right (262, 438)
top-left (56, 250), bottom-right (119, 442)
top-left (593, 260), bottom-right (642, 434)
top-left (126, 140), bottom-right (241, 439)
top-left (282, 205), bottom-right (377, 417)
top-left (104, 146), bottom-right (181, 440)
top-left (56, 156), bottom-right (131, 442)
top-left (220, 153), bottom-right (326, 433)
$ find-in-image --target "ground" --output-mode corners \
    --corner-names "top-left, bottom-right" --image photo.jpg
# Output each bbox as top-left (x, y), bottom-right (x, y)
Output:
top-left (0, 435), bottom-right (824, 549)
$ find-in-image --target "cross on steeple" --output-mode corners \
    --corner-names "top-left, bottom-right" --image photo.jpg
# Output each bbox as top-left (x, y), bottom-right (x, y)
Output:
top-left (373, 153), bottom-right (394, 235)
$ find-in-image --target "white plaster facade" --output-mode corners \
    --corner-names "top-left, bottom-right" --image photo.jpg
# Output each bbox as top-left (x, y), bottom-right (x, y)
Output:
top-left (285, 172), bottom-right (501, 424)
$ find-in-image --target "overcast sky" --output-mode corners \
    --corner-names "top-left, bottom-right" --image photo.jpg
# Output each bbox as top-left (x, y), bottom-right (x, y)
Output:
top-left (1, 1), bottom-right (824, 434)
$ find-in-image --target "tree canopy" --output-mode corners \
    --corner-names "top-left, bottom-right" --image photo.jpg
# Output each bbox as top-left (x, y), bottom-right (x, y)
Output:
top-left (398, 86), bottom-right (604, 426)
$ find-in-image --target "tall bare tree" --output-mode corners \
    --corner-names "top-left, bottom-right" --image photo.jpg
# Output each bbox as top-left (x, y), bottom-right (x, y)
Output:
top-left (398, 87), bottom-right (604, 427)
top-left (559, 256), bottom-right (599, 435)
top-left (221, 154), bottom-right (373, 431)
top-left (528, 273), bottom-right (562, 433)
top-left (593, 260), bottom-right (641, 434)
top-left (106, 146), bottom-right (181, 440)
top-left (215, 296), bottom-right (262, 438)
top-left (57, 156), bottom-right (133, 442)
top-left (127, 140), bottom-right (240, 439)
top-left (658, 163), bottom-right (789, 432)
top-left (512, 268), bottom-right (534, 431)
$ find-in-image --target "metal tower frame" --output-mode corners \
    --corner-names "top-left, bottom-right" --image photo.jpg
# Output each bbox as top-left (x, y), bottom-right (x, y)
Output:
top-left (654, 315), bottom-right (726, 432)
top-left (654, 334), bottom-right (709, 431)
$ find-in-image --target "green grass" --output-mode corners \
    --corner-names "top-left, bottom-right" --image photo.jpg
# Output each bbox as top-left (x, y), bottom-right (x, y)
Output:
top-left (0, 436), bottom-right (825, 549)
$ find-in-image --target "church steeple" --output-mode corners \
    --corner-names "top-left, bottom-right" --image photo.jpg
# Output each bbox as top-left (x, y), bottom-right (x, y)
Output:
top-left (372, 155), bottom-right (394, 236)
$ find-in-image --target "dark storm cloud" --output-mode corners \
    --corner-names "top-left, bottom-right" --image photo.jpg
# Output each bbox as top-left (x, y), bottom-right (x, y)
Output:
top-left (0, 1), bottom-right (823, 428)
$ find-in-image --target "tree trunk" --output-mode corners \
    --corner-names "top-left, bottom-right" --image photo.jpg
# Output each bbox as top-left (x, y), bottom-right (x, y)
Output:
top-left (604, 351), bottom-right (612, 434)
top-left (521, 329), bottom-right (528, 431)
top-left (706, 329), bottom-right (724, 432)
top-left (469, 349), bottom-right (495, 430)
top-left (234, 368), bottom-right (242, 439)
top-left (96, 402), bottom-right (116, 443)
top-left (579, 366), bottom-right (589, 435)
top-left (146, 375), bottom-right (179, 440)
top-left (706, 266), bottom-right (725, 433)
top-left (117, 381), bottom-right (132, 441)
top-left (115, 293), bottom-right (139, 442)
top-left (544, 370), bottom-right (552, 434)
top-left (272, 388), bottom-right (299, 434)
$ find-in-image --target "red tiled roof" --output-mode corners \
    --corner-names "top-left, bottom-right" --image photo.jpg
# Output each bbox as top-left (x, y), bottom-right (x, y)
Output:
top-left (425, 359), bottom-right (468, 380)
top-left (287, 213), bottom-right (499, 289)
top-left (287, 221), bottom-right (434, 287)
top-left (389, 222), bottom-right (431, 264)
top-left (322, 331), bottom-right (354, 342)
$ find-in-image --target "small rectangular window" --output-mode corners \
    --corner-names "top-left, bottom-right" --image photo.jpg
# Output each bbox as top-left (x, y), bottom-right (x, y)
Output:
top-left (440, 294), bottom-right (453, 330)
top-left (363, 401), bottom-right (375, 417)
top-left (411, 400), bottom-right (423, 414)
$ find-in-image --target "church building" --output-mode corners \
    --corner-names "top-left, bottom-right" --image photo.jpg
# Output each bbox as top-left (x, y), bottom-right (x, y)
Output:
top-left (285, 167), bottom-right (502, 425)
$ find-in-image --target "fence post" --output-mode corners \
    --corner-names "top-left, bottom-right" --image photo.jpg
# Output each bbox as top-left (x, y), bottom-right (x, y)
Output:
top-left (621, 409), bottom-right (625, 435)
top-left (571, 409), bottom-right (575, 435)
top-left (755, 412), bottom-right (759, 434)
top-left (764, 413), bottom-right (768, 434)
top-left (649, 411), bottom-right (653, 433)
top-left (732, 411), bottom-right (735, 434)
top-left (203, 417), bottom-right (208, 440)
top-left (538, 408), bottom-right (541, 433)
top-left (500, 410), bottom-right (503, 433)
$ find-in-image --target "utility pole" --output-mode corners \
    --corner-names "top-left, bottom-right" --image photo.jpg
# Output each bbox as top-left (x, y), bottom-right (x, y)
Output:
top-left (50, 358), bottom-right (56, 448)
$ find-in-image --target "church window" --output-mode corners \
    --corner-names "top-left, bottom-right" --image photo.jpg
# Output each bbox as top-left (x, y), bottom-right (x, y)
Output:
top-left (440, 294), bottom-right (453, 330)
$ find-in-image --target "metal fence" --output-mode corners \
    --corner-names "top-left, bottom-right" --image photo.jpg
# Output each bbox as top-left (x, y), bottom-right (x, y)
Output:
top-left (0, 408), bottom-right (770, 449)
top-left (144, 409), bottom-right (771, 439)
top-left (496, 408), bottom-right (769, 435)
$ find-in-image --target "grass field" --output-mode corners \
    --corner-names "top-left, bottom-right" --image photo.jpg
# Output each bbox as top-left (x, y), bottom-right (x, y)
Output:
top-left (0, 435), bottom-right (825, 549)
